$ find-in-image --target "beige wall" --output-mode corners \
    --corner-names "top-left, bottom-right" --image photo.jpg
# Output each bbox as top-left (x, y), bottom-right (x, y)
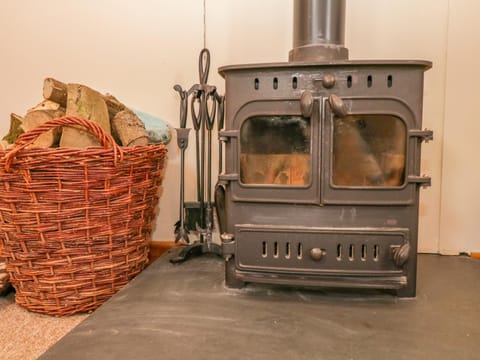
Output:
top-left (0, 1), bottom-right (477, 253)
top-left (440, 0), bottom-right (480, 254)
top-left (345, 0), bottom-right (449, 253)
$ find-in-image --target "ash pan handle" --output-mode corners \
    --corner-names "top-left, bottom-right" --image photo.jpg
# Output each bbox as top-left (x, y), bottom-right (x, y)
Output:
top-left (4, 116), bottom-right (124, 171)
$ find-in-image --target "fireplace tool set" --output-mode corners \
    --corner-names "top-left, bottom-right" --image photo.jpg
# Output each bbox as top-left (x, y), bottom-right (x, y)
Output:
top-left (171, 48), bottom-right (225, 263)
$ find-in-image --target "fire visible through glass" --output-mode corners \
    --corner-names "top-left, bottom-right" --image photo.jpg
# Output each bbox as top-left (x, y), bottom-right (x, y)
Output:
top-left (332, 114), bottom-right (406, 187)
top-left (240, 115), bottom-right (311, 186)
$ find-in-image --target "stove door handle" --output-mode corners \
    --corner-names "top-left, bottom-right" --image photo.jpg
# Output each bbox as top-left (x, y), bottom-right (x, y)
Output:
top-left (328, 94), bottom-right (348, 118)
top-left (300, 90), bottom-right (314, 117)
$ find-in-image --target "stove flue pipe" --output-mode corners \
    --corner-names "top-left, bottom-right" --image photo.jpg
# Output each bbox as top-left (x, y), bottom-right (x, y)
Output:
top-left (289, 0), bottom-right (349, 62)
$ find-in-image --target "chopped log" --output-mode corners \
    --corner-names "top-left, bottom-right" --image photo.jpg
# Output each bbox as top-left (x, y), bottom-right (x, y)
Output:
top-left (22, 109), bottom-right (65, 147)
top-left (43, 78), bottom-right (127, 120)
top-left (2, 113), bottom-right (24, 144)
top-left (240, 154), bottom-right (310, 185)
top-left (112, 109), bottom-right (149, 147)
top-left (103, 93), bottom-right (128, 120)
top-left (60, 83), bottom-right (110, 148)
top-left (43, 77), bottom-right (68, 105)
top-left (333, 116), bottom-right (405, 186)
top-left (27, 99), bottom-right (65, 113)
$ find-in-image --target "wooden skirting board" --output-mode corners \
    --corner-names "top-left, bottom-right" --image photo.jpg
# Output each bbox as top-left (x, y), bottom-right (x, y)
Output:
top-left (148, 241), bottom-right (180, 265)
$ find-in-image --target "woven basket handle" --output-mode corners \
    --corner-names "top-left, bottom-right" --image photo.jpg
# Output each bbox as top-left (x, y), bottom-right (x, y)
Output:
top-left (4, 116), bottom-right (124, 171)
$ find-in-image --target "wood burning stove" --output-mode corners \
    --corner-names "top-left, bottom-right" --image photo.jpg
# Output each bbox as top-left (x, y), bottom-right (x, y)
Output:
top-left (216, 0), bottom-right (432, 297)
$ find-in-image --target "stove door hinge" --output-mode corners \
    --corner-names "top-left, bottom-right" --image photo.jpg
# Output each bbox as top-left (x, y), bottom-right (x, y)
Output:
top-left (218, 173), bottom-right (239, 182)
top-left (407, 175), bottom-right (431, 187)
top-left (218, 130), bottom-right (239, 142)
top-left (409, 129), bottom-right (433, 143)
top-left (221, 233), bottom-right (235, 260)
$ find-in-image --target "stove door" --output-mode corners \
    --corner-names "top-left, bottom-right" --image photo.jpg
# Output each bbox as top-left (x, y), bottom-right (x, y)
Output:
top-left (322, 97), bottom-right (426, 205)
top-left (221, 100), bottom-right (321, 204)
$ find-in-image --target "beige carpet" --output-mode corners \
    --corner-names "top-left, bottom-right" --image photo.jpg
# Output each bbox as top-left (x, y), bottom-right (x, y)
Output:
top-left (0, 291), bottom-right (88, 360)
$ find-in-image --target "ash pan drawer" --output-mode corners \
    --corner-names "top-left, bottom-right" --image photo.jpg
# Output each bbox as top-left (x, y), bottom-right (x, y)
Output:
top-left (235, 225), bottom-right (410, 275)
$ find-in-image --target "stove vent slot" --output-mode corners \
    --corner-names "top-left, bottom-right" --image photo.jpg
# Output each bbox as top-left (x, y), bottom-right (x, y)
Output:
top-left (347, 75), bottom-right (352, 88)
top-left (297, 243), bottom-right (303, 259)
top-left (373, 244), bottom-right (380, 261)
top-left (348, 244), bottom-right (355, 261)
top-left (292, 76), bottom-right (298, 89)
top-left (260, 240), bottom-right (302, 259)
top-left (387, 75), bottom-right (393, 88)
top-left (262, 241), bottom-right (267, 257)
top-left (361, 244), bottom-right (367, 261)
top-left (335, 243), bottom-right (381, 262)
top-left (274, 241), bottom-right (279, 258)
top-left (367, 75), bottom-right (373, 88)
top-left (258, 240), bottom-right (384, 262)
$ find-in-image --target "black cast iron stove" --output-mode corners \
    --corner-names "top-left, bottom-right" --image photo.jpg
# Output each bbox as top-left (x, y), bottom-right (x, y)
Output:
top-left (216, 0), bottom-right (432, 297)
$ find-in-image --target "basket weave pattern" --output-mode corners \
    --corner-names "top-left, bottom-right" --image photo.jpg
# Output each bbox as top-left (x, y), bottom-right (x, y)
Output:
top-left (0, 116), bottom-right (167, 315)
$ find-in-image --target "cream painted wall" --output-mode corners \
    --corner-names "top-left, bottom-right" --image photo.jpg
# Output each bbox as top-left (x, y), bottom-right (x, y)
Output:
top-left (440, 0), bottom-right (480, 254)
top-left (345, 0), bottom-right (449, 252)
top-left (0, 1), bottom-right (476, 253)
top-left (0, 0), bottom-right (205, 244)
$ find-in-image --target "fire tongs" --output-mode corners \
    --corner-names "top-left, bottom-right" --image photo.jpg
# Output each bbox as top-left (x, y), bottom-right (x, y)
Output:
top-left (171, 48), bottom-right (224, 263)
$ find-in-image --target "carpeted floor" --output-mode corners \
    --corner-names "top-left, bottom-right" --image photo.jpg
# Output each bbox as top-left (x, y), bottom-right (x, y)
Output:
top-left (0, 245), bottom-right (170, 359)
top-left (0, 290), bottom-right (88, 360)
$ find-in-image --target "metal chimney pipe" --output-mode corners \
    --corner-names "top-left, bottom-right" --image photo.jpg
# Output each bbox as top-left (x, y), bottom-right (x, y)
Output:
top-left (289, 0), bottom-right (349, 62)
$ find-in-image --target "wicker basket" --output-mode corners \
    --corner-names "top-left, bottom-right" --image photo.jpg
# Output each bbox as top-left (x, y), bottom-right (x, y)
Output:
top-left (0, 116), bottom-right (167, 315)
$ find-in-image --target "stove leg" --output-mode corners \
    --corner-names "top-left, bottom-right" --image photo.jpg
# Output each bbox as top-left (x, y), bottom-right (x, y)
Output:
top-left (224, 257), bottom-right (244, 289)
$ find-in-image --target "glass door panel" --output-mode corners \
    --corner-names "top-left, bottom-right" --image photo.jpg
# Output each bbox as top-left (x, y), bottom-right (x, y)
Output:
top-left (240, 115), bottom-right (311, 186)
top-left (332, 115), bottom-right (406, 187)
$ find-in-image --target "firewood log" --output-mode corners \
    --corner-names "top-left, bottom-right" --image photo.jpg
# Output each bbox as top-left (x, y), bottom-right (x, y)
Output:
top-left (60, 83), bottom-right (110, 148)
top-left (43, 78), bottom-right (126, 120)
top-left (42, 77), bottom-right (68, 105)
top-left (2, 113), bottom-right (24, 144)
top-left (22, 109), bottom-right (65, 147)
top-left (111, 109), bottom-right (149, 147)
top-left (332, 117), bottom-right (384, 186)
top-left (240, 154), bottom-right (310, 185)
top-left (27, 99), bottom-right (65, 113)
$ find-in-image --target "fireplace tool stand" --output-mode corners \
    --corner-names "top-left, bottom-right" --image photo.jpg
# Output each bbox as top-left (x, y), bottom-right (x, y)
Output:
top-left (170, 48), bottom-right (225, 264)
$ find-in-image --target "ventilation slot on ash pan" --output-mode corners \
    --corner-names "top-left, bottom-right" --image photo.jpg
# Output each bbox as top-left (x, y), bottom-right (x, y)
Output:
top-left (348, 244), bottom-right (355, 261)
top-left (373, 245), bottom-right (380, 261)
top-left (336, 243), bottom-right (381, 262)
top-left (361, 244), bottom-right (367, 261)
top-left (262, 241), bottom-right (267, 258)
top-left (260, 240), bottom-right (301, 259)
top-left (297, 243), bottom-right (303, 259)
